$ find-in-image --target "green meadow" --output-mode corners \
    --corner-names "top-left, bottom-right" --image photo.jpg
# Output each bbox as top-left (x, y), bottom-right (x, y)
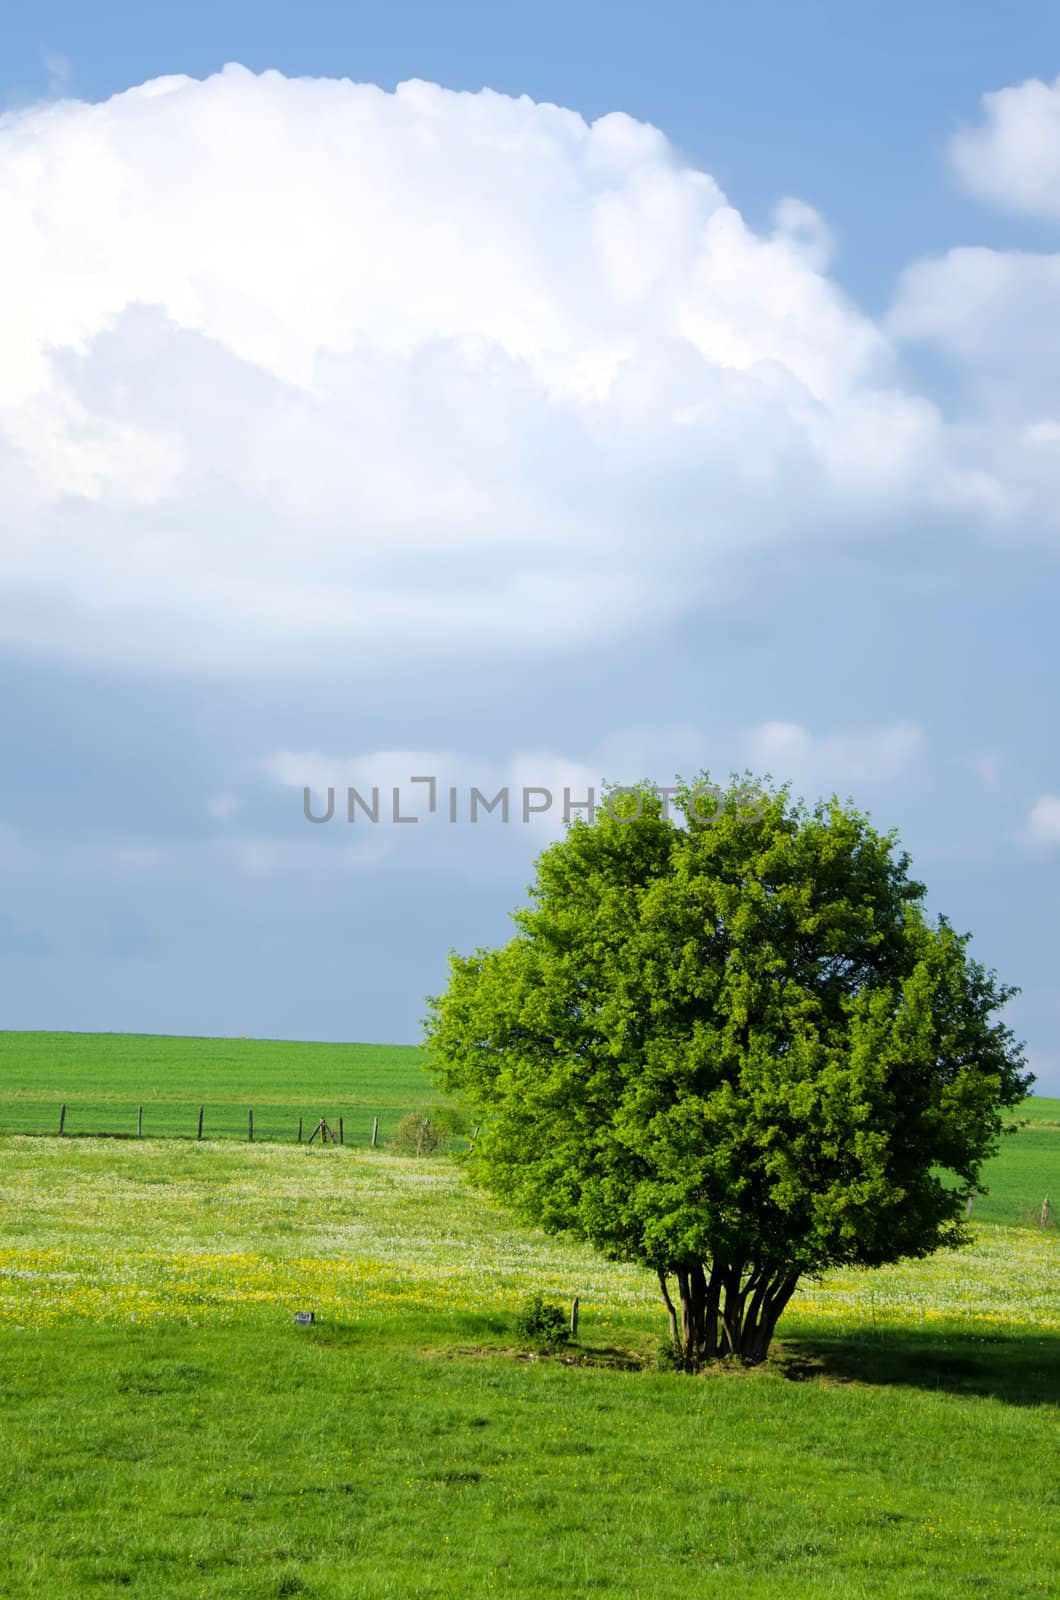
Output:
top-left (0, 1029), bottom-right (1053, 1225)
top-left (0, 1033), bottom-right (1057, 1598)
top-left (0, 1032), bottom-right (434, 1144)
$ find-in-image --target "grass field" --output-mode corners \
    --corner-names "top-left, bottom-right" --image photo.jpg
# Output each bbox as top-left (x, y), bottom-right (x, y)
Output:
top-left (0, 1030), bottom-right (1053, 1226)
top-left (0, 1032), bottom-right (435, 1145)
top-left (0, 1034), bottom-right (1057, 1598)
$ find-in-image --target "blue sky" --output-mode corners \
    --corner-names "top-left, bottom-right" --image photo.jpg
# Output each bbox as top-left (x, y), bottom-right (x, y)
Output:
top-left (2, 2), bottom-right (1060, 1091)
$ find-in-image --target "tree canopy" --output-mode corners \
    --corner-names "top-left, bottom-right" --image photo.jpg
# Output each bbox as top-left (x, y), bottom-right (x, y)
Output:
top-left (424, 778), bottom-right (1030, 1367)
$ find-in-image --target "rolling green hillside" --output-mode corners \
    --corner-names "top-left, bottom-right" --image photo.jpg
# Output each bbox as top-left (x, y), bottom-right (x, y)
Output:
top-left (0, 1031), bottom-right (1054, 1227)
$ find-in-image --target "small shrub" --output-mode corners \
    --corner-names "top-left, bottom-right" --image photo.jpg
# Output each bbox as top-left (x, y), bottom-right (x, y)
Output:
top-left (390, 1106), bottom-right (469, 1156)
top-left (655, 1337), bottom-right (686, 1373)
top-left (391, 1113), bottom-right (443, 1155)
top-left (427, 1106), bottom-right (469, 1139)
top-left (513, 1295), bottom-right (570, 1350)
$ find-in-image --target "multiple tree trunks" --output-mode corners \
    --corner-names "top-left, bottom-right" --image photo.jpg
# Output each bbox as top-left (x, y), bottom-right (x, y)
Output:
top-left (658, 1261), bottom-right (800, 1368)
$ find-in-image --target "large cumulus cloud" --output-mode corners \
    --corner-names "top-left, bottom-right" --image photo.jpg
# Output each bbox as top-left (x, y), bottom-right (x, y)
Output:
top-left (0, 63), bottom-right (1036, 672)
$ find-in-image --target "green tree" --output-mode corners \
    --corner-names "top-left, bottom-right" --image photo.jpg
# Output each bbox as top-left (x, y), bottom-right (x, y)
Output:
top-left (424, 778), bottom-right (1030, 1368)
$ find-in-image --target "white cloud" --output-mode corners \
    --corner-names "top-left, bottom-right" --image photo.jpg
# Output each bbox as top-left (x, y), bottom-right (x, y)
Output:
top-left (207, 793), bottom-right (241, 820)
top-left (1027, 794), bottom-right (1060, 844)
top-left (771, 197), bottom-right (835, 273)
top-left (890, 247), bottom-right (1060, 411)
top-left (263, 728), bottom-right (735, 863)
top-left (951, 75), bottom-right (1060, 220)
top-left (740, 720), bottom-right (923, 792)
top-left (889, 242), bottom-right (1060, 522)
top-left (264, 726), bottom-right (713, 813)
top-left (264, 722), bottom-right (921, 849)
top-left (882, 71), bottom-right (1060, 534)
top-left (0, 64), bottom-right (1002, 674)
top-left (265, 746), bottom-right (602, 839)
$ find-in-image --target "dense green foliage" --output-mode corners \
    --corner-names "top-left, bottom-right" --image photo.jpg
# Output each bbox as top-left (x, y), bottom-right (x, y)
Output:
top-left (426, 779), bottom-right (1031, 1364)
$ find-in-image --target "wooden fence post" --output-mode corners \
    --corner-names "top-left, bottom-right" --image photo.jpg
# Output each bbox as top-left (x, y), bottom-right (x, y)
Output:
top-left (1042, 1196), bottom-right (1051, 1228)
top-left (58, 1103), bottom-right (66, 1137)
top-left (248, 1109), bottom-right (254, 1142)
top-left (371, 1116), bottom-right (378, 1148)
top-left (298, 1117), bottom-right (303, 1144)
top-left (570, 1296), bottom-right (580, 1340)
top-left (965, 1194), bottom-right (974, 1219)
top-left (339, 1117), bottom-right (344, 1146)
top-left (197, 1105), bottom-right (204, 1141)
top-left (137, 1105), bottom-right (143, 1138)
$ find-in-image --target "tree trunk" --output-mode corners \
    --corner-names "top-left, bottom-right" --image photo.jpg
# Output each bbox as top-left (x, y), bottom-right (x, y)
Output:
top-left (660, 1260), bottom-right (800, 1368)
top-left (657, 1269), bottom-right (680, 1354)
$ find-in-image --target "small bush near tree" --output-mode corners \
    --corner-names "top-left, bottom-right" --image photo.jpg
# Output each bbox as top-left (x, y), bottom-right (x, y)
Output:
top-left (391, 1112), bottom-right (439, 1155)
top-left (427, 1106), bottom-right (470, 1141)
top-left (513, 1295), bottom-right (571, 1350)
top-left (390, 1106), bottom-right (470, 1155)
top-left (655, 1337), bottom-right (685, 1373)
top-left (389, 1114), bottom-right (438, 1155)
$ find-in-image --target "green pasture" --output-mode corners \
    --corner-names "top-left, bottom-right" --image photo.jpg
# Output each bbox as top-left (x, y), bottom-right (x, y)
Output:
top-left (0, 1033), bottom-right (1057, 1597)
top-left (2, 1320), bottom-right (1057, 1600)
top-left (0, 1031), bottom-right (434, 1145)
top-left (0, 1031), bottom-right (1053, 1227)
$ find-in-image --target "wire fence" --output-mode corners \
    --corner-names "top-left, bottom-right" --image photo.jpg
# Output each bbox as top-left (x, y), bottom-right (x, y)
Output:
top-left (0, 1101), bottom-right (472, 1150)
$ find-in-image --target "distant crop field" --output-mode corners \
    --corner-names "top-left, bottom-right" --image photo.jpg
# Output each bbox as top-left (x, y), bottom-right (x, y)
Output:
top-left (1012, 1096), bottom-right (1060, 1125)
top-left (968, 1118), bottom-right (1058, 1228)
top-left (0, 1031), bottom-right (437, 1145)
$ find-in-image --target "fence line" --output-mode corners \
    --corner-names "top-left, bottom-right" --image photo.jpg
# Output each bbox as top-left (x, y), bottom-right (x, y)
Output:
top-left (1, 1102), bottom-right (473, 1152)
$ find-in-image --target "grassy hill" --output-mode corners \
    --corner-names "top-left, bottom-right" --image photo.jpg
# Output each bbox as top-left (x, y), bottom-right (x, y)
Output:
top-left (0, 1030), bottom-right (1054, 1227)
